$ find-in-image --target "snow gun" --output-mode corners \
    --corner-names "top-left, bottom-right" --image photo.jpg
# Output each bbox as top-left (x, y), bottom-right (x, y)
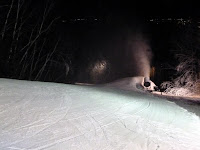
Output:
top-left (143, 77), bottom-right (159, 92)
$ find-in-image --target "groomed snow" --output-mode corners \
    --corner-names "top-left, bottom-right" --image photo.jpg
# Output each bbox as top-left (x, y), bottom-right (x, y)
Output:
top-left (0, 78), bottom-right (200, 150)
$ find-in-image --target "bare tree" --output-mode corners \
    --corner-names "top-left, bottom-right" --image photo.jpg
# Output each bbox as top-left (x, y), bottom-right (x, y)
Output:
top-left (161, 24), bottom-right (200, 96)
top-left (0, 0), bottom-right (70, 82)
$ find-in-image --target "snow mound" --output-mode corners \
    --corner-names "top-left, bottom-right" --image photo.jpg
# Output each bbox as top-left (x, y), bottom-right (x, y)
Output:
top-left (105, 76), bottom-right (157, 92)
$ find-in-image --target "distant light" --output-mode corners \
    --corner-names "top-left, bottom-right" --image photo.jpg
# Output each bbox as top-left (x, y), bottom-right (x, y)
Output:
top-left (62, 20), bottom-right (66, 23)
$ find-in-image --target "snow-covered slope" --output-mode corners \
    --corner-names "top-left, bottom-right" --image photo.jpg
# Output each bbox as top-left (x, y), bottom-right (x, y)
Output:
top-left (0, 78), bottom-right (200, 150)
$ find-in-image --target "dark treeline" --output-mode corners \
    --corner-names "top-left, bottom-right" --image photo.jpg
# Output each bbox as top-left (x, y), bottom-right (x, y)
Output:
top-left (150, 20), bottom-right (200, 86)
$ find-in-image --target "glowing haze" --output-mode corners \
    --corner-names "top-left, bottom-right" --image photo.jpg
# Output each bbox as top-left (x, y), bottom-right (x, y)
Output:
top-left (74, 16), bottom-right (152, 84)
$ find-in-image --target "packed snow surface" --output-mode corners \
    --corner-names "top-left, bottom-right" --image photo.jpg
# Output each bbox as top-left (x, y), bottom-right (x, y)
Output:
top-left (0, 78), bottom-right (200, 150)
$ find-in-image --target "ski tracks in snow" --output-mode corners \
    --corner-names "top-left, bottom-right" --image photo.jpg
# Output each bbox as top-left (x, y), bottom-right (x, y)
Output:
top-left (1, 79), bottom-right (200, 150)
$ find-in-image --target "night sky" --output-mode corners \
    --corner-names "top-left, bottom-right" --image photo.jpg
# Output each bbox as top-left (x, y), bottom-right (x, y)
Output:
top-left (55, 0), bottom-right (200, 18)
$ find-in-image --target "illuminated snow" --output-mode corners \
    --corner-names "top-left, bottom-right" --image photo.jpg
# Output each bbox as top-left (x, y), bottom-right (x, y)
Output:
top-left (0, 78), bottom-right (200, 150)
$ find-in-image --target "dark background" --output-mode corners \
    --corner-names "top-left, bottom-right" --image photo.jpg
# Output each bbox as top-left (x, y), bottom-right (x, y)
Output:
top-left (55, 0), bottom-right (200, 84)
top-left (0, 0), bottom-right (200, 86)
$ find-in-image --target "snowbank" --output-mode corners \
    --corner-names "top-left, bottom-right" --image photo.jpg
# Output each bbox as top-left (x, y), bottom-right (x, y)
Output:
top-left (0, 78), bottom-right (200, 150)
top-left (104, 76), bottom-right (157, 92)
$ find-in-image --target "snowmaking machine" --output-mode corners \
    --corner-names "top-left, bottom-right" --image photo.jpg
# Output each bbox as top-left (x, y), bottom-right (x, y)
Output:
top-left (143, 77), bottom-right (159, 92)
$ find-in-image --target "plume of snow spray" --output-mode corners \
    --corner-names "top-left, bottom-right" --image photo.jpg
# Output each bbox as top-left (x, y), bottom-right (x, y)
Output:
top-left (125, 34), bottom-right (152, 78)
